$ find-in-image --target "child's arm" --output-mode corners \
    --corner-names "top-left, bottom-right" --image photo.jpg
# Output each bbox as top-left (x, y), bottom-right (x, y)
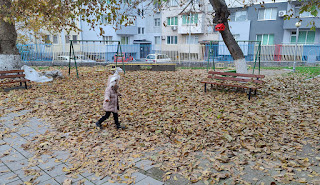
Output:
top-left (104, 87), bottom-right (111, 102)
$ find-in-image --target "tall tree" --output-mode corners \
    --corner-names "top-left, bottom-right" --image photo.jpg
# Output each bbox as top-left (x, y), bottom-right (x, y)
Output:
top-left (0, 0), bottom-right (130, 69)
top-left (209, 0), bottom-right (248, 73)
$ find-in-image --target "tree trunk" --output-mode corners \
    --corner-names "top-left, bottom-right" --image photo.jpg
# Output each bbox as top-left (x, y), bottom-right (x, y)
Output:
top-left (0, 0), bottom-right (19, 55)
top-left (0, 0), bottom-right (21, 70)
top-left (0, 19), bottom-right (19, 55)
top-left (209, 0), bottom-right (248, 74)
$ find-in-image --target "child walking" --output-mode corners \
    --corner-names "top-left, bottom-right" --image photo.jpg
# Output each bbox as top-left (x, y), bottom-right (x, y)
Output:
top-left (95, 75), bottom-right (125, 130)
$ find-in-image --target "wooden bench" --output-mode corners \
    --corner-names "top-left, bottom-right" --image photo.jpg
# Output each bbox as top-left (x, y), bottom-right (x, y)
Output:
top-left (201, 71), bottom-right (265, 100)
top-left (0, 70), bottom-right (30, 89)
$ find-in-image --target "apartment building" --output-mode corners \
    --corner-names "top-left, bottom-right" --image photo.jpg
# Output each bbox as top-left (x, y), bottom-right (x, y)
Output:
top-left (161, 0), bottom-right (219, 61)
top-left (18, 0), bottom-right (320, 63)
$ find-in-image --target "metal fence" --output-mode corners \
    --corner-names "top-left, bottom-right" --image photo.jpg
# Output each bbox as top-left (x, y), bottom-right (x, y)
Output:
top-left (17, 43), bottom-right (320, 63)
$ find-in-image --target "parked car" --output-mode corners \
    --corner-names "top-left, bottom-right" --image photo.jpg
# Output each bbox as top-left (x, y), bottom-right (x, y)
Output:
top-left (113, 53), bottom-right (135, 62)
top-left (55, 55), bottom-right (96, 63)
top-left (145, 54), bottom-right (171, 63)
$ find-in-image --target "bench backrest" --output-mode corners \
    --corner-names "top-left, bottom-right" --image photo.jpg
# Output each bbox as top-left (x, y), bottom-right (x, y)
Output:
top-left (208, 71), bottom-right (265, 78)
top-left (0, 70), bottom-right (26, 79)
top-left (207, 71), bottom-right (265, 84)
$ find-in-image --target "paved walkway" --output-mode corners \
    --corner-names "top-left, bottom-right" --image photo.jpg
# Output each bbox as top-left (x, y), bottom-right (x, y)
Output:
top-left (0, 109), bottom-right (171, 185)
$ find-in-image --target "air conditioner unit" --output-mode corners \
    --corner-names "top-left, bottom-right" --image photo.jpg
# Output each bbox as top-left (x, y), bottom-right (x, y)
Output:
top-left (161, 36), bottom-right (166, 40)
top-left (278, 10), bottom-right (286, 17)
top-left (171, 26), bottom-right (177, 31)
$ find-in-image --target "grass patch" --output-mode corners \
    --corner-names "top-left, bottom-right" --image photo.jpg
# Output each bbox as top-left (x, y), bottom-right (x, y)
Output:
top-left (177, 67), bottom-right (207, 70)
top-left (36, 66), bottom-right (50, 70)
top-left (260, 67), bottom-right (289, 70)
top-left (295, 66), bottom-right (320, 77)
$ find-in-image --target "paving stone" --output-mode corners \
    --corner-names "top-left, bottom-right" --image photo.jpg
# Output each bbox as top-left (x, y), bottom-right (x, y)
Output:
top-left (185, 180), bottom-right (206, 185)
top-left (21, 131), bottom-right (41, 140)
top-left (0, 144), bottom-right (12, 152)
top-left (74, 178), bottom-right (95, 185)
top-left (14, 146), bottom-right (34, 158)
top-left (53, 150), bottom-right (70, 162)
top-left (135, 160), bottom-right (155, 171)
top-left (145, 167), bottom-right (165, 182)
top-left (2, 133), bottom-right (22, 143)
top-left (3, 133), bottom-right (28, 149)
top-left (41, 178), bottom-right (60, 185)
top-left (4, 158), bottom-right (29, 171)
top-left (52, 173), bottom-right (83, 184)
top-left (0, 164), bottom-right (11, 177)
top-left (14, 166), bottom-right (51, 183)
top-left (16, 126), bottom-right (36, 136)
top-left (24, 117), bottom-right (42, 128)
top-left (1, 150), bottom-right (26, 162)
top-left (79, 171), bottom-right (95, 178)
top-left (87, 174), bottom-right (111, 184)
top-left (22, 172), bottom-right (52, 184)
top-left (45, 163), bottom-right (68, 178)
top-left (0, 172), bottom-right (20, 184)
top-left (37, 155), bottom-right (61, 170)
top-left (6, 179), bottom-right (24, 185)
top-left (131, 172), bottom-right (148, 183)
top-left (256, 176), bottom-right (284, 185)
top-left (36, 126), bottom-right (51, 134)
top-left (164, 173), bottom-right (189, 185)
top-left (134, 176), bottom-right (164, 185)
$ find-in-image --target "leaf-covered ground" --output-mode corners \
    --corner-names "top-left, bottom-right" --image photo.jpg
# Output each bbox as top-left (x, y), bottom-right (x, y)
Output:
top-left (1, 67), bottom-right (320, 184)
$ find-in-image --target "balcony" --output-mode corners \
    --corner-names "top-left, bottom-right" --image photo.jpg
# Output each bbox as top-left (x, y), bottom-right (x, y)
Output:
top-left (116, 26), bottom-right (138, 35)
top-left (178, 13), bottom-right (205, 34)
top-left (283, 17), bottom-right (320, 29)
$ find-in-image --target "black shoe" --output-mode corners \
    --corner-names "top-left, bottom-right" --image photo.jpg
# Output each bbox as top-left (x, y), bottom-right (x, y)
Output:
top-left (96, 122), bottom-right (102, 129)
top-left (116, 125), bottom-right (126, 130)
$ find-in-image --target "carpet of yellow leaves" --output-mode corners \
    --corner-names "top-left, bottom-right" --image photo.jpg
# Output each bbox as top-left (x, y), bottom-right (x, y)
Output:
top-left (1, 67), bottom-right (319, 184)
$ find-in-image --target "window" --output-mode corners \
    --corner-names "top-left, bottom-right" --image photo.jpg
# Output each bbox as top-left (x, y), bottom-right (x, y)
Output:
top-left (258, 8), bottom-right (277, 20)
top-left (121, 36), bottom-right (129, 44)
top-left (103, 36), bottom-right (113, 44)
top-left (122, 16), bottom-right (135, 26)
top-left (290, 31), bottom-right (315, 44)
top-left (167, 36), bottom-right (178, 44)
top-left (73, 35), bottom-right (78, 44)
top-left (53, 35), bottom-right (58, 44)
top-left (182, 14), bottom-right (198, 25)
top-left (256, 34), bottom-right (274, 45)
top-left (138, 9), bottom-right (144, 16)
top-left (186, 35), bottom-right (199, 44)
top-left (65, 35), bottom-right (70, 44)
top-left (169, 0), bottom-right (178, 7)
top-left (45, 35), bottom-right (50, 44)
top-left (167, 17), bottom-right (178, 26)
top-left (155, 36), bottom-right (161, 44)
top-left (154, 18), bottom-right (160, 27)
top-left (230, 11), bottom-right (247, 22)
top-left (138, 27), bottom-right (145, 34)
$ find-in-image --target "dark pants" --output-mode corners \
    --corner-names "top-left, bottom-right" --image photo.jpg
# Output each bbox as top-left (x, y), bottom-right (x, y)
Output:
top-left (97, 112), bottom-right (119, 126)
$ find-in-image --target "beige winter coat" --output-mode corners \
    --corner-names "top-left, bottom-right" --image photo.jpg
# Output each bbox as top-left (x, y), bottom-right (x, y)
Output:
top-left (103, 85), bottom-right (120, 113)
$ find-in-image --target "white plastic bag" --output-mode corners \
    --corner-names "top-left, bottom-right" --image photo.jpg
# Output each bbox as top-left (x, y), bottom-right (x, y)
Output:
top-left (21, 65), bottom-right (53, 82)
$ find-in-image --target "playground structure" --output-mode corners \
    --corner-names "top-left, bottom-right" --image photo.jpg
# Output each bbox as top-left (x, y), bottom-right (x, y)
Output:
top-left (68, 40), bottom-right (126, 78)
top-left (113, 53), bottom-right (134, 63)
top-left (205, 40), bottom-right (262, 74)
